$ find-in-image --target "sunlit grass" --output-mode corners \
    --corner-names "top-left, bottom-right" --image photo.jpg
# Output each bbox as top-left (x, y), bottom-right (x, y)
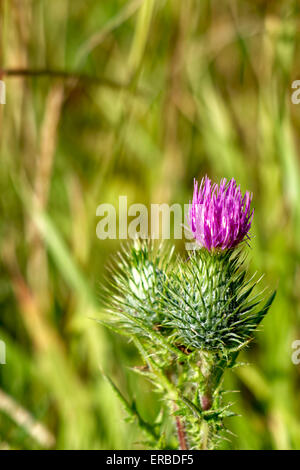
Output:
top-left (0, 0), bottom-right (300, 449)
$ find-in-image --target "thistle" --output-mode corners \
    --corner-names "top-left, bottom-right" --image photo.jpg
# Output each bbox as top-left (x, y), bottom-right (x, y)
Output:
top-left (188, 176), bottom-right (253, 251)
top-left (101, 176), bottom-right (275, 450)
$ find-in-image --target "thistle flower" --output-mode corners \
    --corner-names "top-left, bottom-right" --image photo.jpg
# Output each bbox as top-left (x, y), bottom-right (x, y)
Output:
top-left (188, 176), bottom-right (254, 251)
top-left (102, 178), bottom-right (275, 451)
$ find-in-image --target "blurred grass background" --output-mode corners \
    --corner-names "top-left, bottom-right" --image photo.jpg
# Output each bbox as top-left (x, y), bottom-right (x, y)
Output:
top-left (0, 0), bottom-right (300, 450)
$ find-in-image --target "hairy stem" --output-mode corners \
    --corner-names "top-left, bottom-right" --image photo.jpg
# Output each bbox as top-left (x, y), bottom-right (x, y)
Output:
top-left (200, 421), bottom-right (209, 450)
top-left (175, 414), bottom-right (188, 450)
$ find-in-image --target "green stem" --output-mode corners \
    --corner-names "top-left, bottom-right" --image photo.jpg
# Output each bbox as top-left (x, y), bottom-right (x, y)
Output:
top-left (200, 421), bottom-right (209, 450)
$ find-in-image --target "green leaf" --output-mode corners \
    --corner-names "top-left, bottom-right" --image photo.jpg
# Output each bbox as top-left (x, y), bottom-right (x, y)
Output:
top-left (100, 369), bottom-right (159, 442)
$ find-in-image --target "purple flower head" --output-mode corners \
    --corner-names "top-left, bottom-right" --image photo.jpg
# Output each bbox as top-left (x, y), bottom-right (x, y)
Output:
top-left (188, 176), bottom-right (254, 251)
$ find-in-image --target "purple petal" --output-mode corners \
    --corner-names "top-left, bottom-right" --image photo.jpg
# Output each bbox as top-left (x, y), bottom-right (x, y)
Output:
top-left (188, 176), bottom-right (254, 251)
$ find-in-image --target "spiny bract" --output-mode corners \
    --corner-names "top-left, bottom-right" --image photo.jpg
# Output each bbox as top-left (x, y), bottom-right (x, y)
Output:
top-left (162, 248), bottom-right (275, 351)
top-left (104, 240), bottom-right (173, 334)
